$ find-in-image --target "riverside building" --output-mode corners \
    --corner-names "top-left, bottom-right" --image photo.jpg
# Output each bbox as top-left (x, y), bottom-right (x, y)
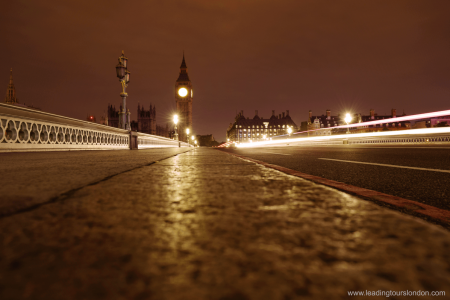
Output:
top-left (226, 110), bottom-right (298, 142)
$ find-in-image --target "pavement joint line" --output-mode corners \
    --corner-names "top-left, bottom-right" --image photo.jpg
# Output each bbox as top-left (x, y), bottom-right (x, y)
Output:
top-left (221, 150), bottom-right (450, 226)
top-left (0, 149), bottom-right (193, 219)
top-left (318, 157), bottom-right (450, 173)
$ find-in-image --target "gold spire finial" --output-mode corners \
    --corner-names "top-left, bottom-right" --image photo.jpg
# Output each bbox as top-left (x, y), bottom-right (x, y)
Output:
top-left (122, 50), bottom-right (124, 55)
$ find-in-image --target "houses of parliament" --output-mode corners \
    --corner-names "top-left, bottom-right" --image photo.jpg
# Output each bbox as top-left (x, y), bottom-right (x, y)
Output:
top-left (4, 55), bottom-right (193, 139)
top-left (102, 54), bottom-right (193, 139)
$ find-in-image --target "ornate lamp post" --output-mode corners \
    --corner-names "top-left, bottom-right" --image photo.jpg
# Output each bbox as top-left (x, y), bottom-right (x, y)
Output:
top-left (344, 113), bottom-right (352, 134)
top-left (173, 115), bottom-right (179, 141)
top-left (116, 51), bottom-right (131, 130)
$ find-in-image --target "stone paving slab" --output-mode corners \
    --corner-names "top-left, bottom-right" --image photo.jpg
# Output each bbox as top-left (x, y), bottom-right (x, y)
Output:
top-left (0, 148), bottom-right (449, 300)
top-left (0, 148), bottom-right (190, 216)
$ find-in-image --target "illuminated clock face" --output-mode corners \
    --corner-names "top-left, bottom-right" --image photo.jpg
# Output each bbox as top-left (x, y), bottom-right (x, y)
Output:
top-left (178, 87), bottom-right (188, 97)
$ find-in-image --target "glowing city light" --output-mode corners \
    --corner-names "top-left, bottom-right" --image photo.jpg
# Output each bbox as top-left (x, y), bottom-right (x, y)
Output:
top-left (178, 87), bottom-right (188, 97)
top-left (344, 113), bottom-right (352, 124)
top-left (173, 115), bottom-right (178, 125)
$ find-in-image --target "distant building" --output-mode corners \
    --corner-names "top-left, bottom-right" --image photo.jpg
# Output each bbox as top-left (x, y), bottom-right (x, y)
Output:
top-left (130, 104), bottom-right (156, 135)
top-left (227, 110), bottom-right (298, 142)
top-left (105, 105), bottom-right (120, 128)
top-left (352, 109), bottom-right (411, 133)
top-left (105, 103), bottom-right (169, 137)
top-left (156, 124), bottom-right (173, 138)
top-left (307, 110), bottom-right (341, 136)
top-left (413, 116), bottom-right (450, 128)
top-left (195, 134), bottom-right (219, 147)
top-left (307, 108), bottom-right (411, 135)
top-left (4, 68), bottom-right (41, 110)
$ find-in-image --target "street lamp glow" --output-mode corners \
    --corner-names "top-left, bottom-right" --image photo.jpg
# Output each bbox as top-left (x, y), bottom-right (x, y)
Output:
top-left (192, 135), bottom-right (195, 141)
top-left (194, 140), bottom-right (197, 145)
top-left (287, 127), bottom-right (292, 134)
top-left (173, 115), bottom-right (178, 125)
top-left (186, 128), bottom-right (190, 134)
top-left (345, 113), bottom-right (352, 124)
top-left (345, 113), bottom-right (352, 134)
top-left (227, 138), bottom-right (230, 142)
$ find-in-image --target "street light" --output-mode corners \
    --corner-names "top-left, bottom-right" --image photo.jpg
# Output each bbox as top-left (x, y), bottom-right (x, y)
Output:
top-left (116, 51), bottom-right (131, 130)
top-left (344, 113), bottom-right (352, 134)
top-left (173, 115), bottom-right (179, 141)
top-left (287, 127), bottom-right (292, 136)
top-left (186, 128), bottom-right (190, 144)
top-left (194, 140), bottom-right (197, 147)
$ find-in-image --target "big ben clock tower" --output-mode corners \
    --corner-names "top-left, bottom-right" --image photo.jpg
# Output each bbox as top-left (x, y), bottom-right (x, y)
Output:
top-left (175, 53), bottom-right (193, 142)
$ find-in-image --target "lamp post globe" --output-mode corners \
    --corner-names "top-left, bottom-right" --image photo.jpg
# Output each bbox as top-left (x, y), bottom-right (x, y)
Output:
top-left (116, 63), bottom-right (125, 79)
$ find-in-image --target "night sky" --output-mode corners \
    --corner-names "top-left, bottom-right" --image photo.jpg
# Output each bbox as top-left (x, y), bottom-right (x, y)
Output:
top-left (2, 0), bottom-right (450, 141)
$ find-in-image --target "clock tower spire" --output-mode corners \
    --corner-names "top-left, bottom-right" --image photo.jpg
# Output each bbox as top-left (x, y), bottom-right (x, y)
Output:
top-left (175, 53), bottom-right (193, 142)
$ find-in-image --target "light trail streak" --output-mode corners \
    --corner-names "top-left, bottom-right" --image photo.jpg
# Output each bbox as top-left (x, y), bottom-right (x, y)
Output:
top-left (236, 126), bottom-right (450, 148)
top-left (269, 109), bottom-right (450, 139)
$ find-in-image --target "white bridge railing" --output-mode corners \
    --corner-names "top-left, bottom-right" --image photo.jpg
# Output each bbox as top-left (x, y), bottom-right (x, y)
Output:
top-left (0, 103), bottom-right (190, 152)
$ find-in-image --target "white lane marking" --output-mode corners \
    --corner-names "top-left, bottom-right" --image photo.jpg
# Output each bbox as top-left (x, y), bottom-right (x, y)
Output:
top-left (318, 158), bottom-right (450, 173)
top-left (258, 152), bottom-right (292, 155)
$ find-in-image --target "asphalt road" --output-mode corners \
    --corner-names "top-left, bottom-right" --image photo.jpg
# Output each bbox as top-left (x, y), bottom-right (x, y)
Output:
top-left (221, 145), bottom-right (450, 211)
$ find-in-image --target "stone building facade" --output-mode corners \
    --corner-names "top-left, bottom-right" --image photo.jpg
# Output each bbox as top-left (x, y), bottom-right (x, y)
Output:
top-left (130, 104), bottom-right (156, 135)
top-left (226, 110), bottom-right (298, 142)
top-left (106, 103), bottom-right (165, 136)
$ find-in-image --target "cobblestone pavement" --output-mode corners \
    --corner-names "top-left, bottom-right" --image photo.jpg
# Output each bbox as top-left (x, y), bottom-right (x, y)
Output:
top-left (0, 148), bottom-right (449, 300)
top-left (0, 148), bottom-right (190, 216)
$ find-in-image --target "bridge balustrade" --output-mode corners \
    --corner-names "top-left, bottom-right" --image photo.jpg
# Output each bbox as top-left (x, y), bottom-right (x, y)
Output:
top-left (0, 103), bottom-right (190, 152)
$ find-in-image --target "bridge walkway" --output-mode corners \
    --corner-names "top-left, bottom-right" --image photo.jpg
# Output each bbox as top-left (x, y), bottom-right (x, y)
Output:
top-left (0, 148), bottom-right (449, 299)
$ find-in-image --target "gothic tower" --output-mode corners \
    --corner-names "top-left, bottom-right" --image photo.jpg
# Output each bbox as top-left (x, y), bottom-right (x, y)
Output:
top-left (5, 68), bottom-right (18, 104)
top-left (175, 53), bottom-right (193, 142)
